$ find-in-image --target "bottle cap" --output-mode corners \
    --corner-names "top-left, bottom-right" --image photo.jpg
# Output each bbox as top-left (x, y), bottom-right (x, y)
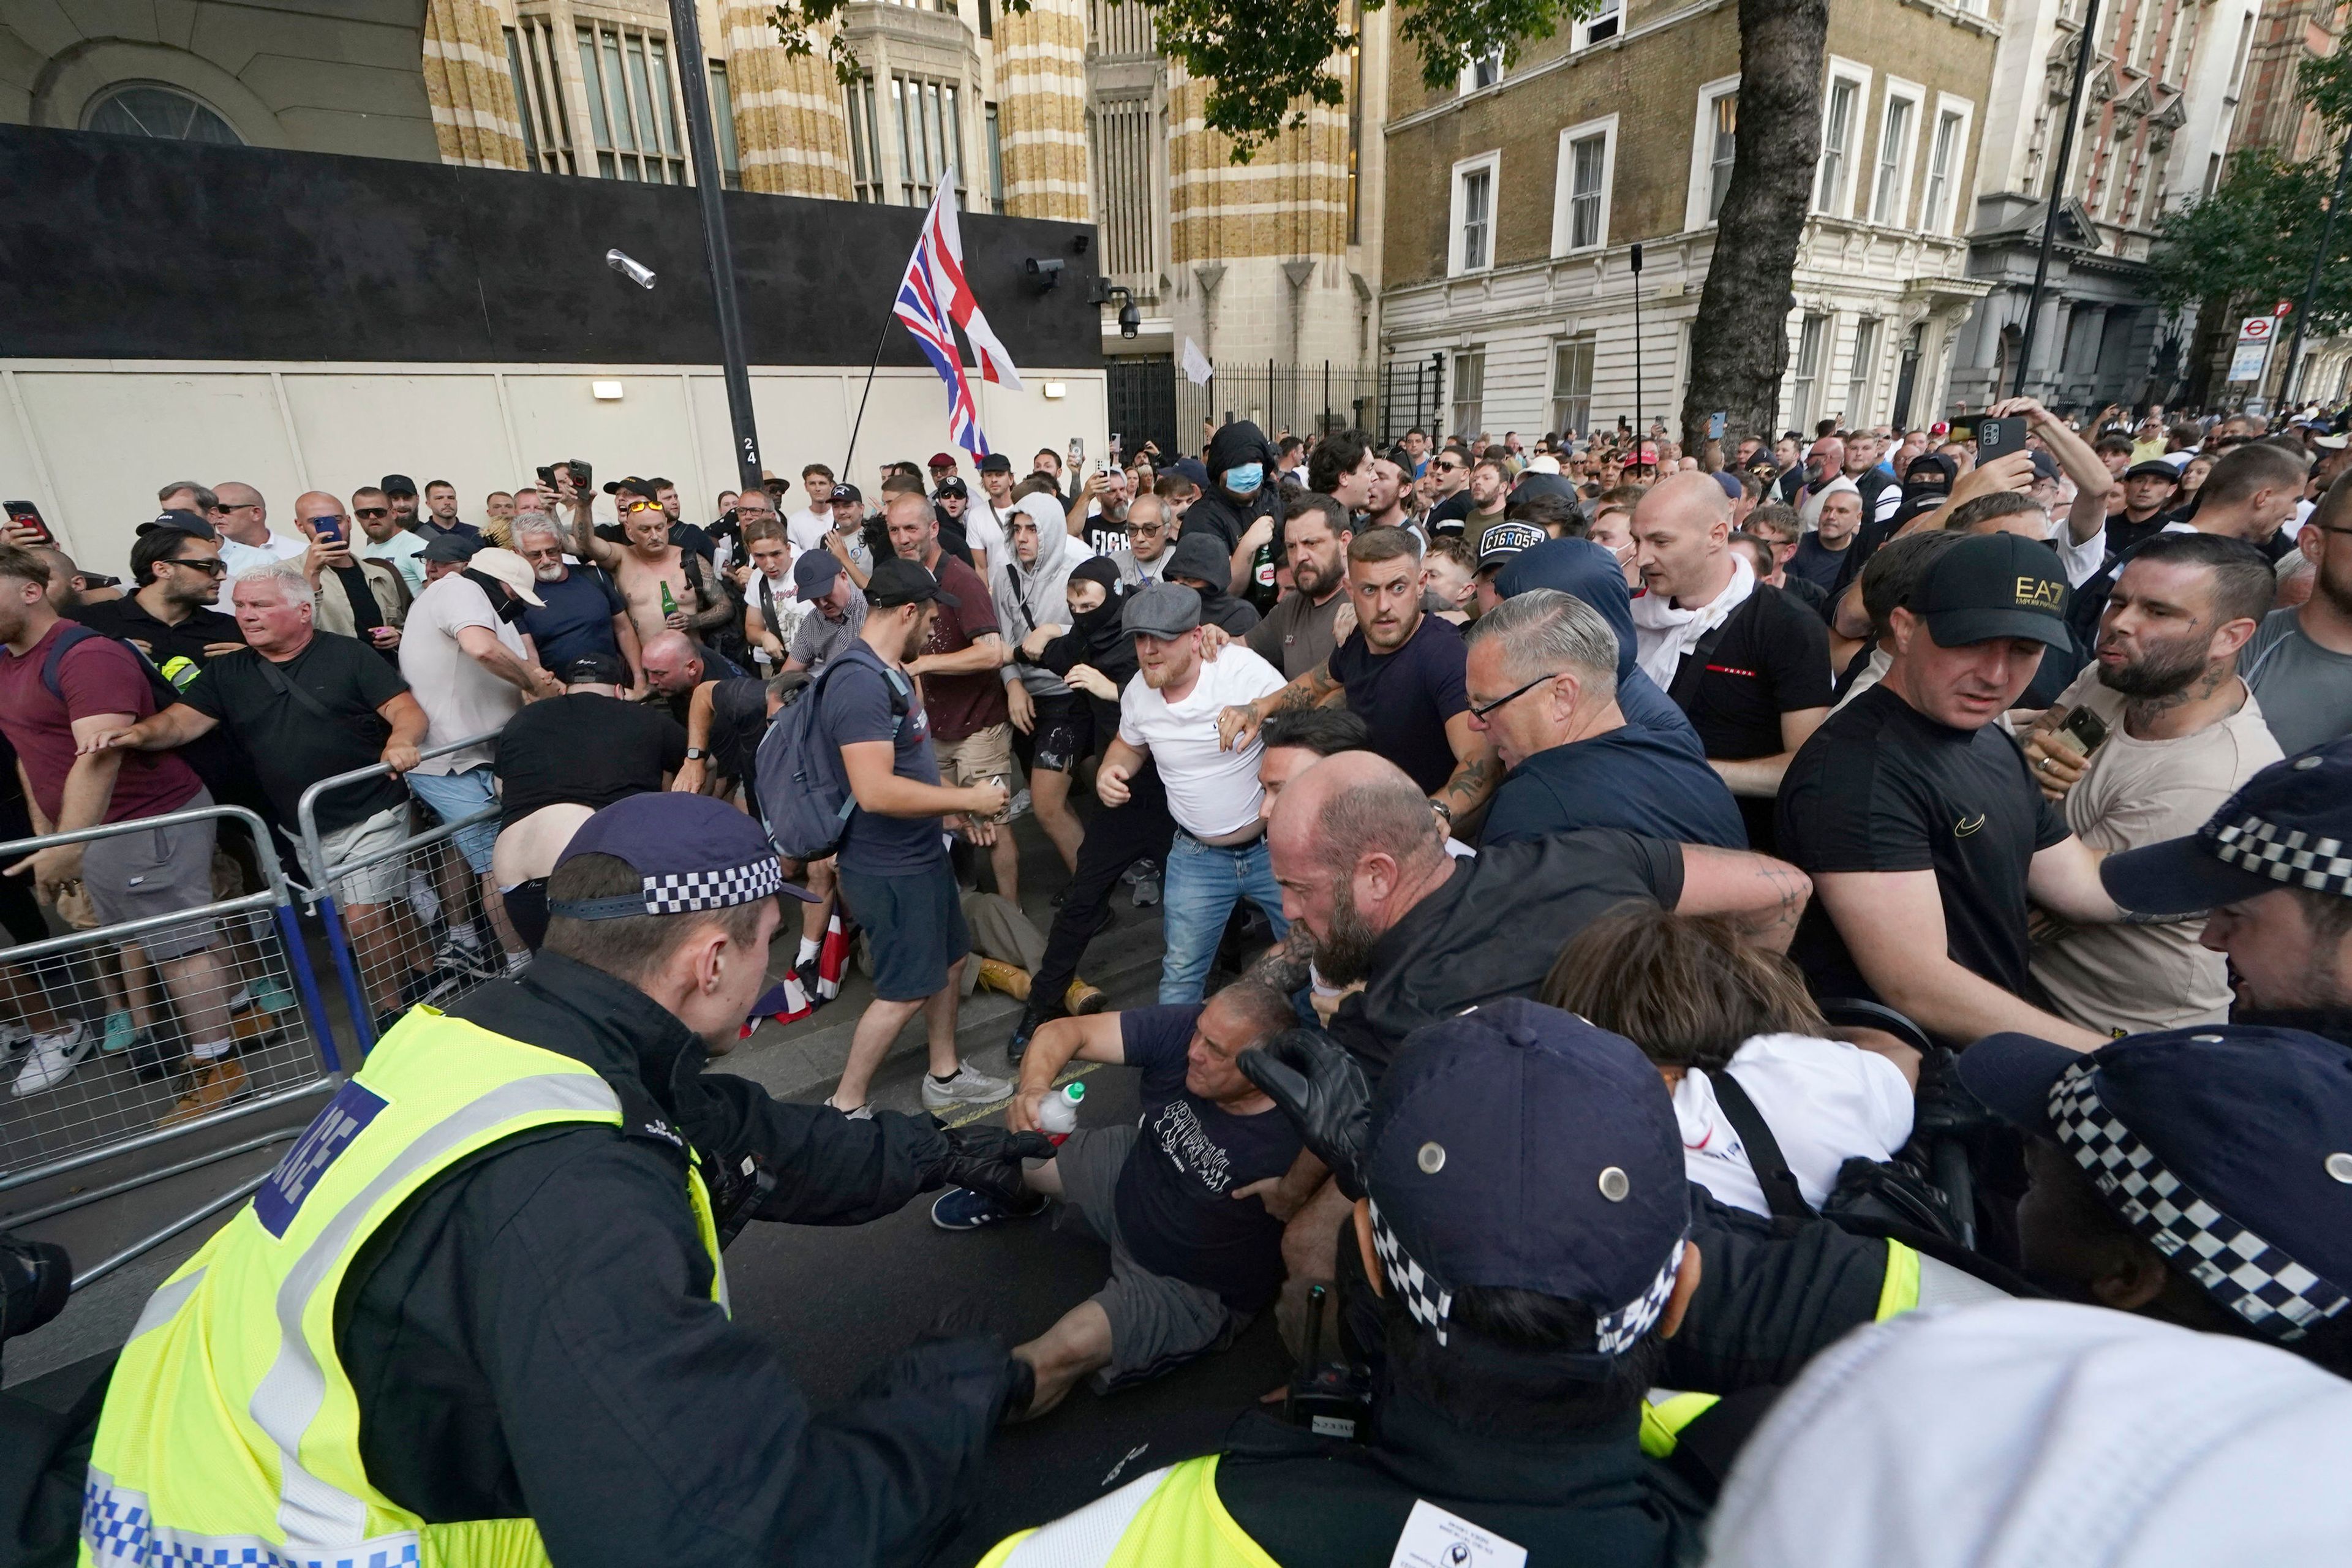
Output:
top-left (1065, 1081), bottom-right (1086, 1102)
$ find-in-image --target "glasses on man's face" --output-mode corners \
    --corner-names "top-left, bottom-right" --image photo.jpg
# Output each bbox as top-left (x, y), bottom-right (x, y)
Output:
top-left (1466, 671), bottom-right (1559, 723)
top-left (167, 556), bottom-right (228, 577)
top-left (355, 507), bottom-right (390, 520)
top-left (520, 545), bottom-right (565, 562)
top-left (621, 500), bottom-right (662, 516)
top-left (1437, 459), bottom-right (1464, 473)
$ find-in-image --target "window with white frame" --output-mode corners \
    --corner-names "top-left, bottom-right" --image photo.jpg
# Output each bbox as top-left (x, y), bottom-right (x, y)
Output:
top-left (1458, 48), bottom-right (1505, 94)
top-left (1871, 85), bottom-right (1919, 225)
top-left (1921, 105), bottom-right (1966, 233)
top-left (1572, 0), bottom-right (1621, 49)
top-left (894, 76), bottom-right (965, 205)
top-left (1551, 334), bottom-right (1595, 435)
top-left (1452, 348), bottom-right (1487, 437)
top-left (1815, 68), bottom-right (1866, 215)
top-left (1551, 116), bottom-right (1616, 255)
top-left (576, 21), bottom-right (685, 182)
top-left (707, 61), bottom-right (742, 189)
top-left (1450, 153), bottom-right (1499, 275)
top-left (1706, 91), bottom-right (1738, 220)
top-left (845, 76), bottom-right (885, 202)
top-left (1846, 317), bottom-right (1880, 426)
top-left (1789, 313), bottom-right (1828, 433)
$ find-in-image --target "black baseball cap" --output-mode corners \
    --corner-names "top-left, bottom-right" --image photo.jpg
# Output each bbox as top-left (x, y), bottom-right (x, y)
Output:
top-left (1959, 1026), bottom-right (2352, 1344)
top-left (1366, 999), bottom-right (1688, 1373)
top-left (560, 650), bottom-right (630, 687)
top-left (420, 532), bottom-right (480, 564)
top-left (602, 475), bottom-right (654, 497)
top-left (792, 548), bottom-right (843, 596)
top-left (934, 477), bottom-right (968, 499)
top-left (864, 556), bottom-right (958, 609)
top-left (380, 474), bottom-right (417, 497)
top-left (137, 509), bottom-right (217, 541)
top-left (1912, 531), bottom-right (2071, 649)
top-left (1474, 519), bottom-right (1547, 572)
top-left (978, 453), bottom-right (1013, 475)
top-left (2124, 459), bottom-right (2185, 484)
top-left (2103, 742), bottom-right (2352, 917)
top-left (551, 793), bottom-right (818, 915)
top-left (830, 483), bottom-right (864, 507)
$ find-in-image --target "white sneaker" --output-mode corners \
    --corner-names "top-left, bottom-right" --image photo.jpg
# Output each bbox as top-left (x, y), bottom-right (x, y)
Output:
top-left (12, 1019), bottom-right (93, 1098)
top-left (921, 1063), bottom-right (1014, 1110)
top-left (824, 1096), bottom-right (875, 1120)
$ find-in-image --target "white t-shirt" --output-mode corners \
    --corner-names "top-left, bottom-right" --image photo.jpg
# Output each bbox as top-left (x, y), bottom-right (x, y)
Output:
top-left (215, 530), bottom-right (307, 605)
top-left (786, 507), bottom-right (835, 555)
top-left (1674, 1033), bottom-right (1915, 1217)
top-left (964, 500), bottom-right (1011, 571)
top-left (398, 573), bottom-right (530, 774)
top-left (1117, 646), bottom-right (1287, 839)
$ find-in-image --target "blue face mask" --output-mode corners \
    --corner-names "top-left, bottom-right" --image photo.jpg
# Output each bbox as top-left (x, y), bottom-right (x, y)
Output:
top-left (1224, 464), bottom-right (1265, 496)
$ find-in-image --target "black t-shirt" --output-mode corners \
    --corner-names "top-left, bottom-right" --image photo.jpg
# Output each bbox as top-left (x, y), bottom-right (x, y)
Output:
top-left (179, 635), bottom-right (408, 832)
top-left (70, 597), bottom-right (245, 672)
top-left (494, 692), bottom-right (686, 831)
top-left (1112, 1004), bottom-right (1303, 1310)
top-left (1776, 684), bottom-right (2070, 1007)
top-left (1327, 614), bottom-right (1469, 796)
top-left (1785, 535), bottom-right (1855, 594)
top-left (1425, 491), bottom-right (1474, 535)
top-left (706, 676), bottom-right (772, 793)
top-left (1665, 586), bottom-right (1831, 763)
top-left (1483, 724), bottom-right (1748, 850)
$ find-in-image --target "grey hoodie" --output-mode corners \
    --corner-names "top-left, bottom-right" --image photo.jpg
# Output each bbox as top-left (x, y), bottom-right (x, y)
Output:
top-left (992, 492), bottom-right (1092, 697)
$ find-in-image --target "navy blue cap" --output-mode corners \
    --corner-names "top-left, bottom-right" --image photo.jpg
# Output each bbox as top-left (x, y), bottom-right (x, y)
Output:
top-left (420, 532), bottom-right (480, 564)
top-left (865, 556), bottom-right (959, 609)
top-left (2105, 742), bottom-right (2352, 917)
top-left (1960, 1027), bottom-right (2352, 1343)
top-left (137, 509), bottom-right (217, 540)
top-left (830, 483), bottom-right (864, 506)
top-left (978, 453), bottom-right (1014, 474)
top-left (1169, 456), bottom-right (1211, 489)
top-left (551, 793), bottom-right (817, 918)
top-left (1365, 998), bottom-right (1687, 1365)
top-left (792, 548), bottom-right (843, 595)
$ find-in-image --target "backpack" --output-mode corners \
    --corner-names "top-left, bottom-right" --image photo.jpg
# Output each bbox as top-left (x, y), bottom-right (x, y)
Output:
top-left (40, 624), bottom-right (181, 713)
top-left (753, 646), bottom-right (910, 862)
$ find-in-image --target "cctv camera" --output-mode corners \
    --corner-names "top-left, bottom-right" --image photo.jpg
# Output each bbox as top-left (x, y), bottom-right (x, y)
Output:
top-left (1118, 301), bottom-right (1142, 339)
top-left (607, 249), bottom-right (657, 290)
top-left (1025, 257), bottom-right (1066, 293)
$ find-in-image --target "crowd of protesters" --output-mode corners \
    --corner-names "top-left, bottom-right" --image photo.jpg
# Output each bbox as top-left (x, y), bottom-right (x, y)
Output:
top-left (6, 392), bottom-right (2352, 1562)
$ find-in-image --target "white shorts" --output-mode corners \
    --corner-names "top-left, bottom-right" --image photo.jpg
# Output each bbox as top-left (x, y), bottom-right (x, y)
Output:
top-left (320, 804), bottom-right (413, 907)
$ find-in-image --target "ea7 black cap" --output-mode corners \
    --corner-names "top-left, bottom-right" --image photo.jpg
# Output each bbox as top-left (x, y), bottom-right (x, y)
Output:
top-left (2104, 741), bottom-right (2352, 916)
top-left (864, 556), bottom-right (959, 609)
top-left (1913, 531), bottom-right (2071, 649)
top-left (1959, 1026), bottom-right (2352, 1344)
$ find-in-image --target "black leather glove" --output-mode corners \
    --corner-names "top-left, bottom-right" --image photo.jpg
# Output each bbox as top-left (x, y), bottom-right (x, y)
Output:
top-left (0, 1235), bottom-right (70, 1344)
top-left (1912, 1046), bottom-right (2002, 1140)
top-left (1240, 1028), bottom-right (1371, 1200)
top-left (935, 1123), bottom-right (1055, 1208)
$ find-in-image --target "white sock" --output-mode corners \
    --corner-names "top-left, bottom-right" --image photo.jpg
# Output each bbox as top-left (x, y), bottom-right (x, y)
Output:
top-left (188, 1037), bottom-right (233, 1063)
top-left (797, 937), bottom-right (820, 965)
top-left (448, 920), bottom-right (483, 948)
top-left (505, 951), bottom-right (530, 976)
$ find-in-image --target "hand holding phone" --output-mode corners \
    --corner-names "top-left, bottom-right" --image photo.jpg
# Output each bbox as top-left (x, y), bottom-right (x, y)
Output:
top-left (6, 501), bottom-right (53, 546)
top-left (1975, 417), bottom-right (2029, 463)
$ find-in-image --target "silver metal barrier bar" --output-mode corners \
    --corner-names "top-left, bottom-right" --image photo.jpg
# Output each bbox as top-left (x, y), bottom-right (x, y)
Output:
top-left (2, 1125), bottom-right (300, 1226)
top-left (0, 1079), bottom-right (333, 1197)
top-left (293, 728), bottom-right (503, 899)
top-left (70, 1170), bottom-right (268, 1294)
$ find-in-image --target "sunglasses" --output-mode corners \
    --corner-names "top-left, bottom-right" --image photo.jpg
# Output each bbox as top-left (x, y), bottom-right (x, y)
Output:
top-left (355, 507), bottom-right (389, 520)
top-left (166, 556), bottom-right (228, 576)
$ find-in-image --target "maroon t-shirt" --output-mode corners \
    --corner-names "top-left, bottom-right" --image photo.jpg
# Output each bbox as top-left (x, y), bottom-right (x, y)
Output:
top-left (919, 552), bottom-right (1008, 743)
top-left (0, 620), bottom-right (202, 825)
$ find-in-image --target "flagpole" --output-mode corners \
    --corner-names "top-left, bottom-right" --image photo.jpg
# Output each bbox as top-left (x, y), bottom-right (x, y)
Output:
top-left (842, 306), bottom-right (896, 487)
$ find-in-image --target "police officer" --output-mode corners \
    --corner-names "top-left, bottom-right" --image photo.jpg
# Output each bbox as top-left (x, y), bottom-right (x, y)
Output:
top-left (85, 792), bottom-right (1050, 1567)
top-left (2100, 739), bottom-right (2352, 1046)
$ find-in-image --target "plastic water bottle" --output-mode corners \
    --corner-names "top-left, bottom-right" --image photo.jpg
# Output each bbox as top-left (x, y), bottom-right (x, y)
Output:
top-left (1038, 1081), bottom-right (1085, 1144)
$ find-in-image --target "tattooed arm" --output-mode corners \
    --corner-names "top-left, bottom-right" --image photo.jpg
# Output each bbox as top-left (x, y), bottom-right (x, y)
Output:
top-left (1217, 660), bottom-right (1344, 751)
top-left (1430, 713), bottom-right (1500, 827)
top-left (1674, 845), bottom-right (1815, 955)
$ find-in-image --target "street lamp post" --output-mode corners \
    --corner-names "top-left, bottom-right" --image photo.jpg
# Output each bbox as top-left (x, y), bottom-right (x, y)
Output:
top-left (666, 0), bottom-right (764, 491)
top-left (2013, 0), bottom-right (2104, 399)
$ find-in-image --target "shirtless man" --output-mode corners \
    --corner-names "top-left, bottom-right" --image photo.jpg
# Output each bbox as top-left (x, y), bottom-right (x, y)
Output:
top-left (564, 483), bottom-right (732, 650)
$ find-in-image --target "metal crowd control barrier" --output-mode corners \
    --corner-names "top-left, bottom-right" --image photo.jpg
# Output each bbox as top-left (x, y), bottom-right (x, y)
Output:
top-left (0, 805), bottom-right (339, 1201)
top-left (295, 728), bottom-right (505, 1059)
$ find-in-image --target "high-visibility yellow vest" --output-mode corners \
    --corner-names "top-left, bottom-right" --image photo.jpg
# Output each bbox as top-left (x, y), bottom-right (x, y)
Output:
top-left (81, 1008), bottom-right (727, 1568)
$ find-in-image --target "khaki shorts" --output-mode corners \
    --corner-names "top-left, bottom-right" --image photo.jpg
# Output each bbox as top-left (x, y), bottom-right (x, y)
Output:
top-left (933, 722), bottom-right (1017, 824)
top-left (320, 803), bottom-right (413, 907)
top-left (82, 796), bottom-right (219, 963)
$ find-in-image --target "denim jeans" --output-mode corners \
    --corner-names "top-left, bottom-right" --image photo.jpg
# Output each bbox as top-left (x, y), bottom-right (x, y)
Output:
top-left (1158, 830), bottom-right (1288, 1004)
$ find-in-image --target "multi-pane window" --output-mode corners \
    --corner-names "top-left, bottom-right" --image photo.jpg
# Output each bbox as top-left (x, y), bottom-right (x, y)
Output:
top-left (707, 62), bottom-right (742, 189)
top-left (1567, 132), bottom-right (1608, 249)
top-left (986, 102), bottom-right (1006, 214)
top-left (1551, 335), bottom-right (1596, 436)
top-left (1922, 110), bottom-right (1962, 233)
top-left (1574, 0), bottom-right (1621, 48)
top-left (1789, 314), bottom-right (1828, 433)
top-left (846, 77), bottom-right (886, 202)
top-left (1707, 92), bottom-right (1738, 221)
top-left (1459, 165), bottom-right (1493, 271)
top-left (1452, 349), bottom-right (1486, 440)
top-left (508, 17), bottom-right (576, 174)
top-left (1872, 96), bottom-right (1913, 224)
top-left (1091, 96), bottom-right (1158, 274)
top-left (1460, 49), bottom-right (1504, 92)
top-left (1847, 317), bottom-right (1880, 426)
top-left (1816, 77), bottom-right (1858, 213)
top-left (894, 77), bottom-right (966, 206)
top-left (576, 22), bottom-right (684, 182)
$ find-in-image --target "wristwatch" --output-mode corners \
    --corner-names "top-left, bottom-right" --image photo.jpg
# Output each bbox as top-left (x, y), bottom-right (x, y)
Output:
top-left (684, 747), bottom-right (707, 761)
top-left (1430, 801), bottom-right (1454, 824)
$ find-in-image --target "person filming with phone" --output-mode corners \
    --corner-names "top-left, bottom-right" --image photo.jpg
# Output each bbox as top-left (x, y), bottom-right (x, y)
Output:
top-left (2019, 533), bottom-right (2284, 1035)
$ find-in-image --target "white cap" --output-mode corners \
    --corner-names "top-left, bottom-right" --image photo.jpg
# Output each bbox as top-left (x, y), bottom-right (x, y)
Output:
top-left (1525, 454), bottom-right (1563, 474)
top-left (1705, 1301), bottom-right (2352, 1568)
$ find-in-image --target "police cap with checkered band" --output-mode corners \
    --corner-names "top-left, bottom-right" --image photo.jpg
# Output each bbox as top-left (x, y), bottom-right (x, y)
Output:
top-left (549, 792), bottom-right (819, 919)
top-left (1363, 997), bottom-right (1689, 1374)
top-left (2103, 740), bottom-right (2352, 918)
top-left (1960, 1026), bottom-right (2352, 1344)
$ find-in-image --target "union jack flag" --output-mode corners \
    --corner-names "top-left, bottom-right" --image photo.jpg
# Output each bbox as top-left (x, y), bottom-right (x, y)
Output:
top-left (892, 180), bottom-right (1025, 459)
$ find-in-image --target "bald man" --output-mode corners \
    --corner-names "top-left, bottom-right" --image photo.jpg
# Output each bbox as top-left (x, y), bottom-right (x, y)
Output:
top-left (1628, 472), bottom-right (1829, 848)
top-left (289, 490), bottom-right (407, 650)
top-left (211, 480), bottom-right (306, 602)
top-left (639, 627), bottom-right (746, 728)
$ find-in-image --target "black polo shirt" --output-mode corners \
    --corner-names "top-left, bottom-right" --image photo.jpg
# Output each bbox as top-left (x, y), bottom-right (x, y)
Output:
top-left (70, 595), bottom-right (244, 673)
top-left (1776, 684), bottom-right (2070, 1008)
top-left (1664, 586), bottom-right (1831, 763)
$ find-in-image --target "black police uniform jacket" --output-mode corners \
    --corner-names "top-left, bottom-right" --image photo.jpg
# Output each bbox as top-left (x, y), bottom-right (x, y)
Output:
top-left (332, 953), bottom-right (1010, 1567)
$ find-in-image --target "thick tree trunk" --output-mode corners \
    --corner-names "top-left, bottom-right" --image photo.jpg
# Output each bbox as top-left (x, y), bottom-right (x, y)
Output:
top-left (2181, 292), bottom-right (2236, 412)
top-left (1680, 0), bottom-right (1831, 454)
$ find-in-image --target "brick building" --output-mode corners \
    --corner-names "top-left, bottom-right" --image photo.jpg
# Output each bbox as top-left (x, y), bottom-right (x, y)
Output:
top-left (2226, 0), bottom-right (2350, 404)
top-left (1377, 0), bottom-right (1997, 445)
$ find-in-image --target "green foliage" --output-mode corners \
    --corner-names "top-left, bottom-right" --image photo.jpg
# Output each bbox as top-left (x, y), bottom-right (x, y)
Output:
top-left (767, 0), bottom-right (1602, 159)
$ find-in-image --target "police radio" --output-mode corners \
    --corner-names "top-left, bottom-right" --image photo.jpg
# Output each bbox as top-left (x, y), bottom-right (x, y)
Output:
top-left (1283, 1284), bottom-right (1372, 1441)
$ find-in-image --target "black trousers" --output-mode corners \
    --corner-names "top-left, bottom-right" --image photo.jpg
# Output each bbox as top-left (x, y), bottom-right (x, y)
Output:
top-left (1030, 761), bottom-right (1174, 1007)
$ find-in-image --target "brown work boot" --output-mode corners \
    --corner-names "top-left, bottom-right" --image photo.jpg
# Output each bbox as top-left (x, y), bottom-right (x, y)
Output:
top-left (1064, 979), bottom-right (1107, 1016)
top-left (156, 1057), bottom-right (249, 1128)
top-left (976, 957), bottom-right (1033, 1000)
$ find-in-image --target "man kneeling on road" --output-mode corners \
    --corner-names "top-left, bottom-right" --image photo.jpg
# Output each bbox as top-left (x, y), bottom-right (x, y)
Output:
top-left (931, 978), bottom-right (1303, 1416)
